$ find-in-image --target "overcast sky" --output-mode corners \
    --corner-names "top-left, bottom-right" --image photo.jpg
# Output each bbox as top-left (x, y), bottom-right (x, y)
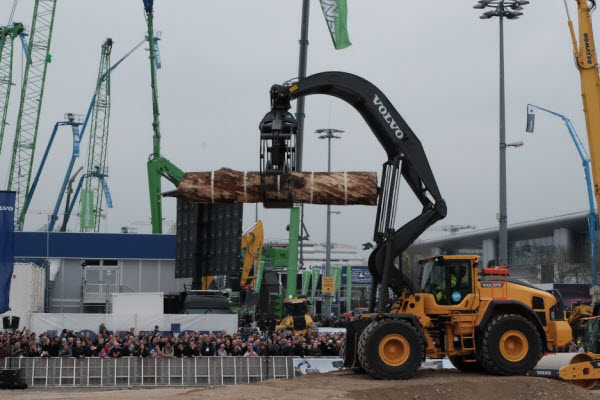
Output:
top-left (0, 0), bottom-right (593, 248)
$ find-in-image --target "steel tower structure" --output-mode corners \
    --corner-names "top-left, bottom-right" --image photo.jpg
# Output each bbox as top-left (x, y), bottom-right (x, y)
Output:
top-left (144, 0), bottom-right (183, 234)
top-left (81, 39), bottom-right (113, 232)
top-left (7, 1), bottom-right (57, 226)
top-left (7, 0), bottom-right (58, 227)
top-left (0, 22), bottom-right (26, 157)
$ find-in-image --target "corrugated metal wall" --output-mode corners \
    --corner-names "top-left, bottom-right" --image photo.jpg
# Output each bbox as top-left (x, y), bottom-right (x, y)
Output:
top-left (50, 259), bottom-right (191, 313)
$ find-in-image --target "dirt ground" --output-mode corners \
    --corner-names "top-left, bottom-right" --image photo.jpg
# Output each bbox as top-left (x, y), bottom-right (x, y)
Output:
top-left (1, 370), bottom-right (599, 400)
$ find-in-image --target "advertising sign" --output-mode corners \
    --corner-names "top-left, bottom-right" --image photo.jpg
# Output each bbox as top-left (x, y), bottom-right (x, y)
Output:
top-left (341, 266), bottom-right (372, 285)
top-left (0, 191), bottom-right (16, 314)
top-left (80, 189), bottom-right (95, 230)
top-left (322, 276), bottom-right (335, 294)
top-left (293, 358), bottom-right (344, 376)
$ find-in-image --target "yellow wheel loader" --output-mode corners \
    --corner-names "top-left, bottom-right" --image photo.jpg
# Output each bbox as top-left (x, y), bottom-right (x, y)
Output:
top-left (275, 296), bottom-right (314, 335)
top-left (257, 71), bottom-right (571, 380)
top-left (343, 256), bottom-right (571, 380)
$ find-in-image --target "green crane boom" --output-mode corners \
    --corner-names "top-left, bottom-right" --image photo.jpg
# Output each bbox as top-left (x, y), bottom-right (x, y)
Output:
top-left (7, 0), bottom-right (58, 228)
top-left (0, 23), bottom-right (25, 157)
top-left (81, 38), bottom-right (113, 232)
top-left (143, 0), bottom-right (183, 234)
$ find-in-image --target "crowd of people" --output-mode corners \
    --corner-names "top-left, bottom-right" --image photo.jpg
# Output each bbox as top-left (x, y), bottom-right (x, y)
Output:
top-left (0, 324), bottom-right (345, 359)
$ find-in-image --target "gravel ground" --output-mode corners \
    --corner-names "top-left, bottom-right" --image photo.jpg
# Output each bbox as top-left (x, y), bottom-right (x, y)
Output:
top-left (0, 369), bottom-right (598, 400)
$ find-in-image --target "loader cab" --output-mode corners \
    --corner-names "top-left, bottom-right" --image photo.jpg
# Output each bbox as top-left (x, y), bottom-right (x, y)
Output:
top-left (419, 256), bottom-right (475, 305)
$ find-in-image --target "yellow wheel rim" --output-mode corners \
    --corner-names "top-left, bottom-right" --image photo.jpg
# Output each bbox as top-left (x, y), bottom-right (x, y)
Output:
top-left (378, 334), bottom-right (410, 366)
top-left (499, 330), bottom-right (529, 362)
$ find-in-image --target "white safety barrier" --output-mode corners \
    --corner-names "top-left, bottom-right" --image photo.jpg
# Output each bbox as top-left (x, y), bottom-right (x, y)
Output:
top-left (1, 357), bottom-right (306, 387)
top-left (30, 313), bottom-right (238, 337)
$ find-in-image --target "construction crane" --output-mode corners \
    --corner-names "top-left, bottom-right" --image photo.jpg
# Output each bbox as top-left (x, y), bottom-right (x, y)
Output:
top-left (0, 22), bottom-right (27, 157)
top-left (81, 38), bottom-right (113, 232)
top-left (7, 0), bottom-right (58, 227)
top-left (562, 0), bottom-right (600, 285)
top-left (17, 113), bottom-right (83, 230)
top-left (525, 104), bottom-right (598, 286)
top-left (143, 0), bottom-right (184, 234)
top-left (45, 38), bottom-right (146, 232)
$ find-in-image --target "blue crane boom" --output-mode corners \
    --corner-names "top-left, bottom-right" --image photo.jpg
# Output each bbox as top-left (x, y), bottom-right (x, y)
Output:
top-left (527, 103), bottom-right (598, 284)
top-left (46, 38), bottom-right (146, 232)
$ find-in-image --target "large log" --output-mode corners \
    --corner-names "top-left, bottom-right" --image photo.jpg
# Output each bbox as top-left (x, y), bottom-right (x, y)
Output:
top-left (177, 168), bottom-right (378, 206)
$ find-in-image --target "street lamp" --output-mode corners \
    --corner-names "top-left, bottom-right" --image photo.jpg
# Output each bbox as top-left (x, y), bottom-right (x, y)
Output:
top-left (473, 0), bottom-right (530, 266)
top-left (316, 128), bottom-right (345, 316)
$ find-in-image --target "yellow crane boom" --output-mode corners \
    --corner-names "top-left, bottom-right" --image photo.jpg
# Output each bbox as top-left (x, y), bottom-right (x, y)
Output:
top-left (568, 0), bottom-right (600, 208)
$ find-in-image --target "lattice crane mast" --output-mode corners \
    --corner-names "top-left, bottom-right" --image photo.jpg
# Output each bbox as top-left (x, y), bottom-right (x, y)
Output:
top-left (0, 22), bottom-right (27, 157)
top-left (7, 0), bottom-right (58, 228)
top-left (80, 38), bottom-right (113, 232)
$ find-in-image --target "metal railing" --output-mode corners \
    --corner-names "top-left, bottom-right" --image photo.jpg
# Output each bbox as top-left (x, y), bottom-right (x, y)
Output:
top-left (82, 284), bottom-right (120, 303)
top-left (1, 356), bottom-right (297, 387)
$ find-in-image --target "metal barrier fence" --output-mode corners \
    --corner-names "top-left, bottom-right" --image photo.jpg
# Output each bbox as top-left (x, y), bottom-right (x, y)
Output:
top-left (1, 357), bottom-right (297, 387)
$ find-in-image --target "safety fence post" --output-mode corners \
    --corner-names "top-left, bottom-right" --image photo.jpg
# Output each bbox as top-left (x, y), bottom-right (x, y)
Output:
top-left (220, 357), bottom-right (224, 385)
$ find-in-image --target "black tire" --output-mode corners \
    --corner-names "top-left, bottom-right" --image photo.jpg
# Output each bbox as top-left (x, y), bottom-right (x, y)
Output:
top-left (478, 314), bottom-right (542, 376)
top-left (448, 356), bottom-right (482, 373)
top-left (357, 319), bottom-right (424, 380)
top-left (340, 336), bottom-right (364, 373)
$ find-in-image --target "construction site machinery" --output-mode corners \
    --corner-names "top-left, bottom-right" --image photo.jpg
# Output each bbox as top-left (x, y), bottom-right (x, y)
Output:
top-left (18, 113), bottom-right (83, 230)
top-left (563, 0), bottom-right (600, 286)
top-left (532, 311), bottom-right (600, 389)
top-left (193, 220), bottom-right (265, 310)
top-left (526, 104), bottom-right (598, 285)
top-left (7, 0), bottom-right (58, 228)
top-left (275, 296), bottom-right (314, 336)
top-left (258, 71), bottom-right (571, 379)
top-left (565, 301), bottom-right (594, 337)
top-left (80, 38), bottom-right (113, 232)
top-left (143, 0), bottom-right (184, 234)
top-left (0, 22), bottom-right (26, 157)
top-left (238, 220), bottom-right (265, 309)
top-left (40, 38), bottom-right (146, 232)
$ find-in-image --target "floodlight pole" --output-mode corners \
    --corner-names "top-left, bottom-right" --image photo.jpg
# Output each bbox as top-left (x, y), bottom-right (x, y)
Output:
top-left (498, 6), bottom-right (508, 266)
top-left (474, 0), bottom-right (529, 265)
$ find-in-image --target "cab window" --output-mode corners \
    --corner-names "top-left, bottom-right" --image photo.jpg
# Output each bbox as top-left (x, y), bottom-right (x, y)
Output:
top-left (419, 259), bottom-right (472, 305)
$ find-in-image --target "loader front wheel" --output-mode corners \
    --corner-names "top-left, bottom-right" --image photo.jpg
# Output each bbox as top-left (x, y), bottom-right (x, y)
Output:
top-left (357, 319), bottom-right (424, 380)
top-left (479, 314), bottom-right (542, 376)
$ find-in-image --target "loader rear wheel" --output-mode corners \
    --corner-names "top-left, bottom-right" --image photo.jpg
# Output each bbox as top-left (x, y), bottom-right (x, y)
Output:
top-left (357, 319), bottom-right (424, 380)
top-left (448, 356), bottom-right (482, 373)
top-left (479, 314), bottom-right (541, 376)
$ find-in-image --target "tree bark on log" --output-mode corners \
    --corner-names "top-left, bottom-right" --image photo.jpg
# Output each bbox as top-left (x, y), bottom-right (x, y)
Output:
top-left (176, 168), bottom-right (378, 206)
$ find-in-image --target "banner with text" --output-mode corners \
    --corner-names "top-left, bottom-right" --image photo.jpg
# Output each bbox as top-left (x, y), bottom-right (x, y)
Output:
top-left (0, 191), bottom-right (16, 314)
top-left (80, 189), bottom-right (95, 230)
top-left (319, 0), bottom-right (352, 50)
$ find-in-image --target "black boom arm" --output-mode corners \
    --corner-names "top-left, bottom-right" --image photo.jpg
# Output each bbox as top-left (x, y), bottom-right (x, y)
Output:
top-left (259, 72), bottom-right (447, 312)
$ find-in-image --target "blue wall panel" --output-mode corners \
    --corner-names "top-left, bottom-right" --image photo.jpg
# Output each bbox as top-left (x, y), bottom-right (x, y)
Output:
top-left (15, 232), bottom-right (176, 260)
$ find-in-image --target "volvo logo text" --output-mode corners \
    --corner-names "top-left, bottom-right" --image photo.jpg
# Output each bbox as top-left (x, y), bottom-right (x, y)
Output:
top-left (373, 94), bottom-right (405, 139)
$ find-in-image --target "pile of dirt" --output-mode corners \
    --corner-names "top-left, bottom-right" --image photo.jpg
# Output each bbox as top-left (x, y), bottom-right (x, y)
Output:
top-left (3, 370), bottom-right (598, 400)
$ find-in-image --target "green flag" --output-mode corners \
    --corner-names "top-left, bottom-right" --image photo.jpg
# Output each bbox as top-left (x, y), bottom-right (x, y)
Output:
top-left (301, 270), bottom-right (312, 295)
top-left (311, 269), bottom-right (321, 299)
top-left (332, 266), bottom-right (343, 293)
top-left (319, 0), bottom-right (352, 50)
top-left (80, 189), bottom-right (95, 230)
